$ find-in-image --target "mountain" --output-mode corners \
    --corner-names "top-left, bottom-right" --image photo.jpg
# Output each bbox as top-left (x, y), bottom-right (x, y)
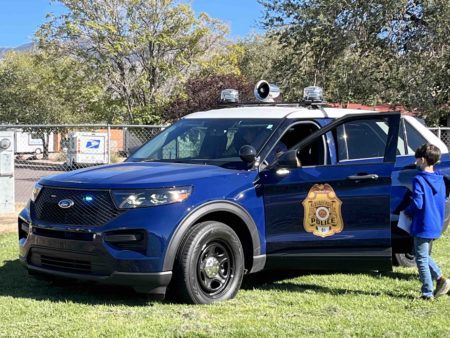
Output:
top-left (0, 43), bottom-right (34, 58)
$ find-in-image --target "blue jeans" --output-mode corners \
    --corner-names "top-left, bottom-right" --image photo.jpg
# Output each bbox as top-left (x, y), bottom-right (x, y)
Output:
top-left (414, 237), bottom-right (442, 297)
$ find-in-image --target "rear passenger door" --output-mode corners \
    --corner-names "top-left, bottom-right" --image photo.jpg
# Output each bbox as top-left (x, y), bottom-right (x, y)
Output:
top-left (261, 113), bottom-right (400, 272)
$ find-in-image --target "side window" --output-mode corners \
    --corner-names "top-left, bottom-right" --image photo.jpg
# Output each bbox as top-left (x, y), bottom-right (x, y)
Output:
top-left (29, 132), bottom-right (44, 145)
top-left (404, 120), bottom-right (427, 155)
top-left (267, 122), bottom-right (325, 166)
top-left (336, 118), bottom-right (389, 161)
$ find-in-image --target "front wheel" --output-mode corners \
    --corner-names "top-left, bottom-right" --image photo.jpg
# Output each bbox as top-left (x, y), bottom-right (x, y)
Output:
top-left (172, 221), bottom-right (244, 304)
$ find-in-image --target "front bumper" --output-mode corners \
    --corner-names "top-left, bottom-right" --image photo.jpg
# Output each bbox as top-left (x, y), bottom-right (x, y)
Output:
top-left (19, 215), bottom-right (172, 296)
top-left (24, 260), bottom-right (171, 295)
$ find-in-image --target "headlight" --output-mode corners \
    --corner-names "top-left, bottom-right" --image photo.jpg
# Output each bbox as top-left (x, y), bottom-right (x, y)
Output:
top-left (31, 183), bottom-right (43, 202)
top-left (112, 187), bottom-right (192, 209)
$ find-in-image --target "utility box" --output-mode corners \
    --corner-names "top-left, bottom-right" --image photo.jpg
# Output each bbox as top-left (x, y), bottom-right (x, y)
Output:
top-left (0, 131), bottom-right (15, 214)
top-left (67, 132), bottom-right (109, 166)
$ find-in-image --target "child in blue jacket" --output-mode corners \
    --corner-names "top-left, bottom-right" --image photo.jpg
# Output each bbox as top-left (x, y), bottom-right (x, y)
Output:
top-left (405, 144), bottom-right (450, 299)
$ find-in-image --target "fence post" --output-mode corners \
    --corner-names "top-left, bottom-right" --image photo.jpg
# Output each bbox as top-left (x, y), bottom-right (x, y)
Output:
top-left (107, 124), bottom-right (111, 164)
top-left (437, 127), bottom-right (442, 140)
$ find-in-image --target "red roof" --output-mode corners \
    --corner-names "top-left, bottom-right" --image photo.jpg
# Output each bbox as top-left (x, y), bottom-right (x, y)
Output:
top-left (328, 103), bottom-right (415, 116)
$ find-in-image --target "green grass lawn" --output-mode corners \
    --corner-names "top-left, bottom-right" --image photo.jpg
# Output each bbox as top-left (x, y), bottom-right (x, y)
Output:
top-left (1, 232), bottom-right (449, 337)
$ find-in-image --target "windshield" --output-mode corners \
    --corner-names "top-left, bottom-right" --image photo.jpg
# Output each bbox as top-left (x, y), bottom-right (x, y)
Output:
top-left (128, 118), bottom-right (281, 169)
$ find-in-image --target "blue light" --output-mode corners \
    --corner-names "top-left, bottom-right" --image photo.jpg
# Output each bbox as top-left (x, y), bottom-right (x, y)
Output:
top-left (83, 195), bottom-right (94, 203)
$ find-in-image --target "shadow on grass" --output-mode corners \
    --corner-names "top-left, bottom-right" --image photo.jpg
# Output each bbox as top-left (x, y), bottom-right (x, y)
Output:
top-left (242, 270), bottom-right (418, 300)
top-left (0, 259), bottom-right (418, 304)
top-left (0, 259), bottom-right (156, 306)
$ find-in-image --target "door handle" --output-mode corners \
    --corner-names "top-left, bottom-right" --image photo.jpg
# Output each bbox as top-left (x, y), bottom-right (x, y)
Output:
top-left (276, 168), bottom-right (290, 176)
top-left (347, 174), bottom-right (379, 180)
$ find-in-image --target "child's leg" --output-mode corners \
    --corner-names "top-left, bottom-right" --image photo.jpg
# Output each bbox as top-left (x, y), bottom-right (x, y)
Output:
top-left (428, 255), bottom-right (443, 281)
top-left (414, 237), bottom-right (435, 297)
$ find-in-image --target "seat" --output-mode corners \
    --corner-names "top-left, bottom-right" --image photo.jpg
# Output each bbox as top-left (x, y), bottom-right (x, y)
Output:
top-left (199, 130), bottom-right (228, 158)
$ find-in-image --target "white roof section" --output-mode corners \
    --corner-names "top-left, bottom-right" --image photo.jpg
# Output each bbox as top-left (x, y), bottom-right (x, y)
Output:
top-left (183, 106), bottom-right (380, 120)
top-left (184, 106), bottom-right (299, 119)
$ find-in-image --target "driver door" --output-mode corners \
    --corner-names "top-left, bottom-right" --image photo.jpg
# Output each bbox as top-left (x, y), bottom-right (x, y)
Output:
top-left (260, 113), bottom-right (400, 272)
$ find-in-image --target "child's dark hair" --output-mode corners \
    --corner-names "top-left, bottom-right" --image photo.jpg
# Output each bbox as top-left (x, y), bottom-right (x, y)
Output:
top-left (415, 144), bottom-right (441, 165)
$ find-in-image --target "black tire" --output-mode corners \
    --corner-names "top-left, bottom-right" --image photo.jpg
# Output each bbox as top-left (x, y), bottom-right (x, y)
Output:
top-left (394, 252), bottom-right (416, 267)
top-left (394, 241), bottom-right (433, 267)
top-left (172, 221), bottom-right (244, 304)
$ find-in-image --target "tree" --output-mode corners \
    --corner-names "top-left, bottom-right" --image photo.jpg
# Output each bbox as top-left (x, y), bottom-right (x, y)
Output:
top-left (235, 35), bottom-right (281, 85)
top-left (163, 74), bottom-right (253, 121)
top-left (0, 51), bottom-right (104, 157)
top-left (259, 0), bottom-right (450, 122)
top-left (38, 0), bottom-right (228, 124)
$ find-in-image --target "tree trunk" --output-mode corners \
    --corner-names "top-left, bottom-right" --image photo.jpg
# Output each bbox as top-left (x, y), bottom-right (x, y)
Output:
top-left (40, 133), bottom-right (49, 160)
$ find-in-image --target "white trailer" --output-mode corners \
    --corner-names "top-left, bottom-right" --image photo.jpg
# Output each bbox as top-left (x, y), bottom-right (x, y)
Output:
top-left (15, 130), bottom-right (54, 154)
top-left (67, 132), bottom-right (109, 166)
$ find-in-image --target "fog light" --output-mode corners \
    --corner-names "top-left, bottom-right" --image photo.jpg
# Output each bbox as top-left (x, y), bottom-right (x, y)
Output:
top-left (103, 230), bottom-right (147, 254)
top-left (21, 223), bottom-right (29, 233)
top-left (104, 233), bottom-right (142, 242)
top-left (18, 219), bottom-right (30, 240)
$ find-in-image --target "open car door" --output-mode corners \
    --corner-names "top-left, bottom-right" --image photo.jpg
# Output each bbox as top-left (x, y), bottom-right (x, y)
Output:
top-left (260, 112), bottom-right (400, 272)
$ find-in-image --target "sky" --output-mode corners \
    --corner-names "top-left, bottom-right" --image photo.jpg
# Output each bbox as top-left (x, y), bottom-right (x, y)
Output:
top-left (0, 0), bottom-right (265, 48)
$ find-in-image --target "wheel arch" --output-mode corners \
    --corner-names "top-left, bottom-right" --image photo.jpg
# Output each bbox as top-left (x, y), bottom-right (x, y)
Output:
top-left (162, 201), bottom-right (264, 273)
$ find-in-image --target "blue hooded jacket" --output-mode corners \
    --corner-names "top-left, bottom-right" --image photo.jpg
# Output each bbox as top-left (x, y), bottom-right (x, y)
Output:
top-left (405, 171), bottom-right (446, 239)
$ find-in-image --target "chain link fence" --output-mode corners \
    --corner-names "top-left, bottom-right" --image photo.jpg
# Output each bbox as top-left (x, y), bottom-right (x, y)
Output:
top-left (1, 123), bottom-right (450, 209)
top-left (0, 124), bottom-right (165, 206)
top-left (429, 127), bottom-right (450, 150)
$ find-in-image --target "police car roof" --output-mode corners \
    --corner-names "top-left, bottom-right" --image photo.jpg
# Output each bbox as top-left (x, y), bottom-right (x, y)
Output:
top-left (183, 106), bottom-right (449, 154)
top-left (183, 106), bottom-right (380, 119)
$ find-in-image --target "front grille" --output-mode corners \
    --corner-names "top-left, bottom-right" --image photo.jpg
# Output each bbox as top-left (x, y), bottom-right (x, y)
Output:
top-left (33, 187), bottom-right (123, 226)
top-left (32, 227), bottom-right (94, 241)
top-left (29, 250), bottom-right (92, 273)
top-left (41, 255), bottom-right (91, 273)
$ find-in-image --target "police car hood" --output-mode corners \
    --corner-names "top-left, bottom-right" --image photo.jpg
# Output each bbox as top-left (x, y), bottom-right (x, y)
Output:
top-left (39, 162), bottom-right (253, 189)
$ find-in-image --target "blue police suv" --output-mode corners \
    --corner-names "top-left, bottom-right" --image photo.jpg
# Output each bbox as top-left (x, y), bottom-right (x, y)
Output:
top-left (18, 83), bottom-right (450, 304)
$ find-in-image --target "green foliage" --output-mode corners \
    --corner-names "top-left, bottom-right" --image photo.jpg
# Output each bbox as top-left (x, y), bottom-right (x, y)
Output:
top-left (198, 43), bottom-right (245, 77)
top-left (0, 50), bottom-right (108, 158)
top-left (0, 51), bottom-right (106, 125)
top-left (38, 0), bottom-right (228, 123)
top-left (4, 1), bottom-right (450, 126)
top-left (259, 0), bottom-right (450, 121)
top-left (0, 51), bottom-right (67, 124)
top-left (235, 35), bottom-right (281, 84)
top-left (163, 73), bottom-right (253, 121)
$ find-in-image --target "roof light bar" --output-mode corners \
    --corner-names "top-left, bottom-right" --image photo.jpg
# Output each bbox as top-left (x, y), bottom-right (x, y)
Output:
top-left (303, 86), bottom-right (324, 103)
top-left (220, 89), bottom-right (239, 103)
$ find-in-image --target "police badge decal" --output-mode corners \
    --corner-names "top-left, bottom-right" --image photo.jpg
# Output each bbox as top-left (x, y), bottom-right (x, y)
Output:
top-left (302, 184), bottom-right (344, 237)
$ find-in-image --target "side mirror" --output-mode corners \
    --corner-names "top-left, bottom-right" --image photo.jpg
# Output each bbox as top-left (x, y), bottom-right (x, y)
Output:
top-left (239, 145), bottom-right (257, 163)
top-left (128, 146), bottom-right (139, 156)
top-left (277, 149), bottom-right (300, 168)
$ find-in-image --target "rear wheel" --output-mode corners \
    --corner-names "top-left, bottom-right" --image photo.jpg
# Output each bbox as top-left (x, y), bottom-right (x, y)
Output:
top-left (394, 242), bottom-right (433, 267)
top-left (394, 252), bottom-right (416, 267)
top-left (172, 221), bottom-right (244, 304)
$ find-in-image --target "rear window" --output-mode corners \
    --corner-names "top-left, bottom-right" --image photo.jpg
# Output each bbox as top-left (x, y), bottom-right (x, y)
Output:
top-left (403, 120), bottom-right (428, 155)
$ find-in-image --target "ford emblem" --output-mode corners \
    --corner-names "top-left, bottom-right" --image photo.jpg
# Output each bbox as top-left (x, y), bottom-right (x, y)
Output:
top-left (58, 199), bottom-right (74, 209)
